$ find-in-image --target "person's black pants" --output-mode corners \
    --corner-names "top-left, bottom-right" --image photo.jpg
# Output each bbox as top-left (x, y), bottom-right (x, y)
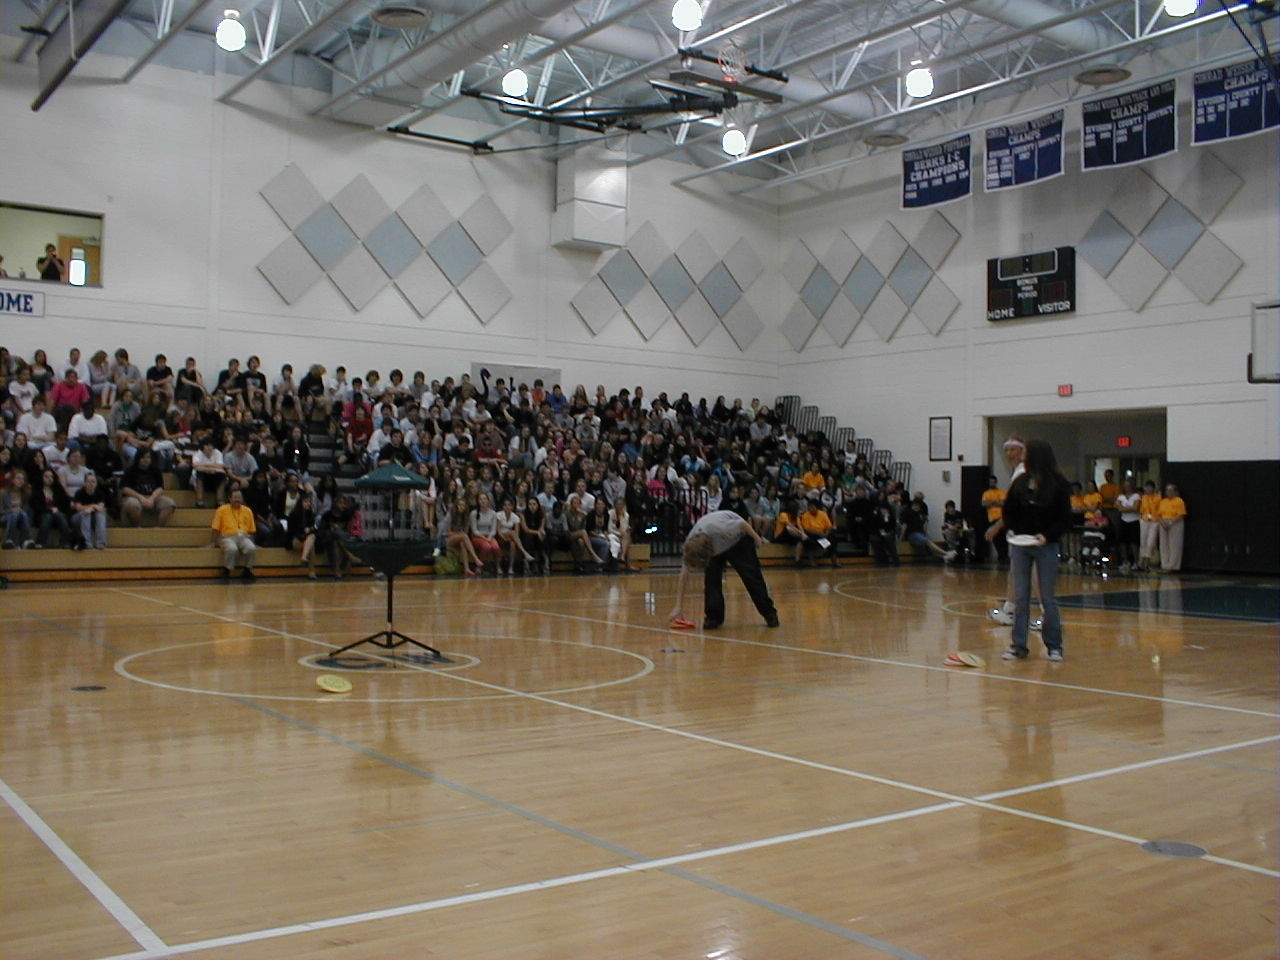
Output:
top-left (704, 537), bottom-right (777, 625)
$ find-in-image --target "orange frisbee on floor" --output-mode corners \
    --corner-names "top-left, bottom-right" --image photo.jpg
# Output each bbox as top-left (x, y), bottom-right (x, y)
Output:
top-left (669, 617), bottom-right (696, 629)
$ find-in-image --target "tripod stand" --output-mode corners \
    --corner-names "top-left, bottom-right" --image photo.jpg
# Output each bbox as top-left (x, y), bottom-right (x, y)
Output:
top-left (329, 572), bottom-right (447, 661)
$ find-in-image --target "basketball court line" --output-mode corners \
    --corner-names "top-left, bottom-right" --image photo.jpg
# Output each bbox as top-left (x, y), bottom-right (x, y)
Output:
top-left (480, 598), bottom-right (1280, 719)
top-left (0, 777), bottom-right (168, 954)
top-left (107, 586), bottom-right (1280, 880)
top-left (7, 586), bottom-right (1274, 960)
top-left (89, 797), bottom-right (958, 960)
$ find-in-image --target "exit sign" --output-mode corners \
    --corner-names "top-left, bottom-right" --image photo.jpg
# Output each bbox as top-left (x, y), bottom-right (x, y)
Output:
top-left (1058, 384), bottom-right (1073, 397)
top-left (1116, 436), bottom-right (1132, 448)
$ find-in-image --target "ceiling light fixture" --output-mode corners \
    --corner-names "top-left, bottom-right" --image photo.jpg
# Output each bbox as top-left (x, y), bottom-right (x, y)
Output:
top-left (501, 67), bottom-right (529, 98)
top-left (904, 64), bottom-right (934, 99)
top-left (671, 0), bottom-right (703, 32)
top-left (864, 131), bottom-right (908, 148)
top-left (721, 127), bottom-right (747, 156)
top-left (215, 9), bottom-right (246, 52)
top-left (370, 4), bottom-right (428, 29)
top-left (1074, 63), bottom-right (1132, 85)
top-left (1162, 0), bottom-right (1198, 15)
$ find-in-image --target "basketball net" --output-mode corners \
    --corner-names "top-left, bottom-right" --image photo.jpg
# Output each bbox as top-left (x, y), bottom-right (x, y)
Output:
top-left (717, 39), bottom-right (747, 84)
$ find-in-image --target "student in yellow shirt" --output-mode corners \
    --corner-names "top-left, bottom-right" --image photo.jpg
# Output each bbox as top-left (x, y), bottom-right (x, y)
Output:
top-left (980, 475), bottom-right (1007, 564)
top-left (210, 487), bottom-right (257, 581)
top-left (1156, 484), bottom-right (1187, 572)
top-left (1137, 480), bottom-right (1162, 572)
top-left (797, 495), bottom-right (837, 567)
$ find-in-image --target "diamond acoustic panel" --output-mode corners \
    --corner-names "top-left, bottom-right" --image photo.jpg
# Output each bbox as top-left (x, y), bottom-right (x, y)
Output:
top-left (822, 233), bottom-right (861, 285)
top-left (722, 237), bottom-right (764, 290)
top-left (571, 275), bottom-right (619, 334)
top-left (1078, 212), bottom-right (1134, 279)
top-left (675, 230), bottom-right (718, 284)
top-left (650, 255), bottom-right (696, 312)
top-left (1077, 152), bottom-right (1244, 307)
top-left (675, 291), bottom-right (719, 345)
top-left (364, 214), bottom-right (422, 279)
top-left (721, 298), bottom-right (764, 351)
top-left (458, 194), bottom-right (513, 256)
top-left (1108, 168), bottom-right (1167, 235)
top-left (623, 283), bottom-right (670, 340)
top-left (258, 166), bottom-right (516, 324)
top-left (426, 221), bottom-right (484, 286)
top-left (820, 294), bottom-right (860, 346)
top-left (698, 262), bottom-right (742, 319)
top-left (331, 174), bottom-right (391, 239)
top-left (260, 165), bottom-right (325, 231)
top-left (258, 235), bottom-right (324, 304)
top-left (394, 253), bottom-right (452, 318)
top-left (886, 246), bottom-right (932, 307)
top-left (800, 264), bottom-right (840, 319)
top-left (598, 250), bottom-right (648, 306)
top-left (912, 211), bottom-right (961, 271)
top-left (780, 298), bottom-right (819, 352)
top-left (842, 257), bottom-right (884, 314)
top-left (781, 240), bottom-right (819, 292)
top-left (397, 184), bottom-right (451, 248)
top-left (329, 244), bottom-right (387, 311)
top-left (864, 222), bottom-right (909, 277)
top-left (626, 220), bottom-right (672, 275)
top-left (295, 204), bottom-right (358, 271)
top-left (1138, 198), bottom-right (1204, 270)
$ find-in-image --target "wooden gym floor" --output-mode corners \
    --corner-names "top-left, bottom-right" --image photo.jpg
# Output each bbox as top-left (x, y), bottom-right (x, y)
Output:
top-left (2, 565), bottom-right (1276, 960)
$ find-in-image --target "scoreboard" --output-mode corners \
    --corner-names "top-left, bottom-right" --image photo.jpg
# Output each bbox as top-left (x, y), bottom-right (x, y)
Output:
top-left (986, 246), bottom-right (1076, 321)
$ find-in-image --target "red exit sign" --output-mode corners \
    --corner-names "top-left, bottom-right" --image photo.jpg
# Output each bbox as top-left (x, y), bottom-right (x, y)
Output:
top-left (1058, 384), bottom-right (1073, 397)
top-left (1116, 436), bottom-right (1132, 448)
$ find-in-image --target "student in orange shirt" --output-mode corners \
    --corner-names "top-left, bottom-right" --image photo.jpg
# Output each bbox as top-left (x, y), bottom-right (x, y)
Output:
top-left (210, 487), bottom-right (257, 581)
top-left (980, 475), bottom-right (1008, 564)
top-left (797, 494), bottom-right (837, 567)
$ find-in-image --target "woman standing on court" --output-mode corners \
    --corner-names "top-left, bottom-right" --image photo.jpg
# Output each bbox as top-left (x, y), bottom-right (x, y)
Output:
top-left (1156, 484), bottom-right (1187, 572)
top-left (1001, 439), bottom-right (1072, 662)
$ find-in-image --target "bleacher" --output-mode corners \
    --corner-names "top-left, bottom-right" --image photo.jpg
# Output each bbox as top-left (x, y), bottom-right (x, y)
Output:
top-left (1, 391), bottom-right (931, 584)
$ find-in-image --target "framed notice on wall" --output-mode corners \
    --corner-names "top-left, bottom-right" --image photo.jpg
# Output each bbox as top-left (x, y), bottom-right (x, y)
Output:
top-left (929, 417), bottom-right (952, 461)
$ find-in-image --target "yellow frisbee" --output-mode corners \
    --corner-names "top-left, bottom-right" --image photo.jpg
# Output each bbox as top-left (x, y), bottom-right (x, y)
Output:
top-left (316, 674), bottom-right (353, 694)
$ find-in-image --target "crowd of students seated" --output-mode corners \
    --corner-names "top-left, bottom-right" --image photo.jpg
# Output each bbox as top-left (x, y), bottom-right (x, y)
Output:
top-left (1, 344), bottom-right (956, 575)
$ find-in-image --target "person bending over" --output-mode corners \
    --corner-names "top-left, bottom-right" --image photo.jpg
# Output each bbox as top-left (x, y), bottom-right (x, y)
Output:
top-left (668, 510), bottom-right (779, 630)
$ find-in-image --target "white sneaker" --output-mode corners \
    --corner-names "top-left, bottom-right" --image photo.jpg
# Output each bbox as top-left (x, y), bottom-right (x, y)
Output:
top-left (989, 608), bottom-right (1014, 626)
top-left (943, 549), bottom-right (957, 562)
top-left (1030, 618), bottom-right (1043, 632)
top-left (1046, 649), bottom-right (1064, 662)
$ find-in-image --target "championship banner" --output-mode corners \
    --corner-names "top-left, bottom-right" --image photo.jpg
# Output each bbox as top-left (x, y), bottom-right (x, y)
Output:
top-left (1193, 58), bottom-right (1280, 144)
top-left (902, 135), bottom-right (972, 209)
top-left (984, 110), bottom-right (1064, 191)
top-left (1081, 80), bottom-right (1177, 170)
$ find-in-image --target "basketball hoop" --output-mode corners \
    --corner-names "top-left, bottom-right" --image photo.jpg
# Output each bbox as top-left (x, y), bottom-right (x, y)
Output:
top-left (717, 39), bottom-right (747, 84)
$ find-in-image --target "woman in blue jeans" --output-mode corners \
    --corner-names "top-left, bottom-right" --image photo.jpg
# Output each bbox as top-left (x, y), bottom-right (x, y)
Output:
top-left (1001, 439), bottom-right (1073, 662)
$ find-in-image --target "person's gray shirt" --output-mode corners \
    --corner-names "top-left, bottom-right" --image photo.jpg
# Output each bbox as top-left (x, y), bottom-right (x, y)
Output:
top-left (687, 510), bottom-right (750, 556)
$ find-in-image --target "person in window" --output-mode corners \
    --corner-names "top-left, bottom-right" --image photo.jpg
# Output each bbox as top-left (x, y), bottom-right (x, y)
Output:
top-left (37, 243), bottom-right (65, 282)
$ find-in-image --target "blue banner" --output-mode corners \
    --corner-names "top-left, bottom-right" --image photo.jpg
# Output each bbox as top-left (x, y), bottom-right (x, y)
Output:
top-left (984, 110), bottom-right (1064, 191)
top-left (1193, 58), bottom-right (1280, 144)
top-left (902, 135), bottom-right (971, 209)
top-left (1081, 80), bottom-right (1177, 170)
